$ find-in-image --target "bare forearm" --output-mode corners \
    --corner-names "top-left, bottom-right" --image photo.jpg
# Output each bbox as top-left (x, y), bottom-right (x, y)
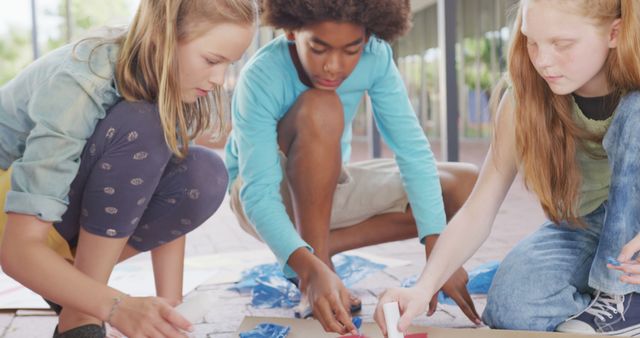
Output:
top-left (423, 234), bottom-right (439, 258)
top-left (417, 93), bottom-right (519, 295)
top-left (152, 236), bottom-right (185, 302)
top-left (1, 213), bottom-right (123, 321)
top-left (302, 227), bottom-right (331, 265)
top-left (287, 247), bottom-right (325, 282)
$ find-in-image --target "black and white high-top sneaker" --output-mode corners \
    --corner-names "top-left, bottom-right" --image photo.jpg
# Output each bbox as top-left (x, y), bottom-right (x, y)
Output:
top-left (556, 291), bottom-right (640, 336)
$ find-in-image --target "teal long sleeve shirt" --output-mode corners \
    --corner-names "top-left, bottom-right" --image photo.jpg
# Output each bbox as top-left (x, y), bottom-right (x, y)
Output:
top-left (225, 36), bottom-right (446, 276)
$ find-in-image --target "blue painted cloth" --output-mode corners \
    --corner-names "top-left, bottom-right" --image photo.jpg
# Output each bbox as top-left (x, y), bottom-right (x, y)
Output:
top-left (239, 323), bottom-right (290, 338)
top-left (352, 316), bottom-right (362, 329)
top-left (402, 261), bottom-right (500, 305)
top-left (232, 254), bottom-right (385, 308)
top-left (334, 254), bottom-right (385, 287)
top-left (250, 275), bottom-right (301, 308)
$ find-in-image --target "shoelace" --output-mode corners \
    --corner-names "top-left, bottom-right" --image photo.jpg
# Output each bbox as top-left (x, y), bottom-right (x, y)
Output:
top-left (571, 291), bottom-right (627, 322)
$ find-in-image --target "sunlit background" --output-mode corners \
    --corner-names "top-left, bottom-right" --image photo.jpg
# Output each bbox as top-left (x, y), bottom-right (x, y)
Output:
top-left (0, 0), bottom-right (518, 152)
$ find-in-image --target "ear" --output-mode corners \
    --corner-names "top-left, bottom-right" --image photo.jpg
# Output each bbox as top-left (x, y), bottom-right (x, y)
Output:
top-left (285, 30), bottom-right (295, 41)
top-left (608, 18), bottom-right (621, 48)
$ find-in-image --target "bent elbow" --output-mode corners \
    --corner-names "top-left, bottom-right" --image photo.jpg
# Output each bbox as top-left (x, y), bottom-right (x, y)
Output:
top-left (0, 241), bottom-right (16, 277)
top-left (0, 238), bottom-right (24, 279)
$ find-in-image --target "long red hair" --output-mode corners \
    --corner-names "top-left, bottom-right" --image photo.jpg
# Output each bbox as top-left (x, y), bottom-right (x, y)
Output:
top-left (498, 0), bottom-right (640, 225)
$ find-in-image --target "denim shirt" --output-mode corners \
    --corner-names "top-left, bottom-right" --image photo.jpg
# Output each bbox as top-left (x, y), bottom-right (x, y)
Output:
top-left (0, 40), bottom-right (121, 222)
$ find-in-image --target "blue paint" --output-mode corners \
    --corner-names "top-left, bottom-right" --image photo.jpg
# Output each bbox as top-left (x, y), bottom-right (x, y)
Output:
top-left (608, 256), bottom-right (622, 267)
top-left (239, 323), bottom-right (291, 338)
top-left (402, 261), bottom-right (500, 305)
top-left (232, 254), bottom-right (386, 309)
top-left (352, 316), bottom-right (362, 329)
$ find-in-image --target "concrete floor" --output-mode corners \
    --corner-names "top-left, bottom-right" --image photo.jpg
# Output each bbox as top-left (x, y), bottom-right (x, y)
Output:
top-left (0, 139), bottom-right (547, 337)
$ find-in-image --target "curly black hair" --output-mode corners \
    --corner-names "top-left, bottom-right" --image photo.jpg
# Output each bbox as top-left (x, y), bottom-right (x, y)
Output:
top-left (260, 0), bottom-right (412, 42)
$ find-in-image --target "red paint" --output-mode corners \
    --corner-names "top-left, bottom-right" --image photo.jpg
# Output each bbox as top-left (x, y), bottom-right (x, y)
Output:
top-left (339, 334), bottom-right (427, 338)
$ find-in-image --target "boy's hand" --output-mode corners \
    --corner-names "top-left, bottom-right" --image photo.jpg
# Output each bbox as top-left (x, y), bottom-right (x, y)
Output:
top-left (300, 263), bottom-right (358, 335)
top-left (609, 233), bottom-right (640, 284)
top-left (437, 267), bottom-right (482, 324)
top-left (423, 235), bottom-right (480, 324)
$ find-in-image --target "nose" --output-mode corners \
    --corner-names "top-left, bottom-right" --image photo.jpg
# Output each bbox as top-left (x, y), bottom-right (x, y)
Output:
top-left (324, 52), bottom-right (343, 75)
top-left (209, 65), bottom-right (227, 86)
top-left (532, 46), bottom-right (553, 69)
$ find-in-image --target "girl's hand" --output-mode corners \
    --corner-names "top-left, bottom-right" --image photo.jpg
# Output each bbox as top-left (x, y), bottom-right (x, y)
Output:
top-left (373, 287), bottom-right (430, 335)
top-left (110, 296), bottom-right (192, 338)
top-left (609, 234), bottom-right (640, 284)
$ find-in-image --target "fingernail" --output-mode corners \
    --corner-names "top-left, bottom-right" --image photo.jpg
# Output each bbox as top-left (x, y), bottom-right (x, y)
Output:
top-left (608, 257), bottom-right (622, 266)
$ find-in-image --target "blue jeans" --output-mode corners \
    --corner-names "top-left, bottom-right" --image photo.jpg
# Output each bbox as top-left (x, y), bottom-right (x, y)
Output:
top-left (482, 92), bottom-right (640, 331)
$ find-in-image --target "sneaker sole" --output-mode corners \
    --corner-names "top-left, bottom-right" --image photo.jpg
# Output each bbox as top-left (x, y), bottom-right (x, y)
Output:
top-left (603, 325), bottom-right (640, 336)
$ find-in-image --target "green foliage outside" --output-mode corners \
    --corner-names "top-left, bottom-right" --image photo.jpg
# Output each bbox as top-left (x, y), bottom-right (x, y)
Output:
top-left (0, 27), bottom-right (32, 85)
top-left (0, 0), bottom-right (132, 87)
top-left (45, 0), bottom-right (131, 52)
top-left (462, 37), bottom-right (502, 92)
top-left (396, 33), bottom-right (507, 139)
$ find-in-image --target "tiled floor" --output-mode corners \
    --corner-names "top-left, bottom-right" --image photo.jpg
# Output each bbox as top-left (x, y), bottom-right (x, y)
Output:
top-left (0, 139), bottom-right (547, 337)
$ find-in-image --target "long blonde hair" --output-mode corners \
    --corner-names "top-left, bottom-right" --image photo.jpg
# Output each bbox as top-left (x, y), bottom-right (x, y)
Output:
top-left (497, 0), bottom-right (640, 226)
top-left (114, 0), bottom-right (257, 157)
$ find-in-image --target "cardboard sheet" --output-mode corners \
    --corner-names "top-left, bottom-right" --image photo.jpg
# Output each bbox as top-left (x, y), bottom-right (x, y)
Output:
top-left (235, 316), bottom-right (594, 338)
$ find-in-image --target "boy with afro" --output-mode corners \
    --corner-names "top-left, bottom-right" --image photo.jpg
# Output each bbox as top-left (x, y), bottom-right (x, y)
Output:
top-left (225, 0), bottom-right (481, 333)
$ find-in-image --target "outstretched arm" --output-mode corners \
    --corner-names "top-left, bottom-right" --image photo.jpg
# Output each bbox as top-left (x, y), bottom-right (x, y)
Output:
top-left (374, 91), bottom-right (520, 334)
top-left (1, 213), bottom-right (192, 338)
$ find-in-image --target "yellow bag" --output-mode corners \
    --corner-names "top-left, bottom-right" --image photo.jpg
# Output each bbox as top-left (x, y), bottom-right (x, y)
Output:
top-left (0, 168), bottom-right (74, 261)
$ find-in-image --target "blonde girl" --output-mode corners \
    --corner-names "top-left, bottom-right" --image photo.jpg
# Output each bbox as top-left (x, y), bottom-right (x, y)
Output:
top-left (0, 1), bottom-right (256, 337)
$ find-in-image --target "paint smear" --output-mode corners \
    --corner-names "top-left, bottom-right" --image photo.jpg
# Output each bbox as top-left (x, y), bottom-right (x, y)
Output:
top-left (340, 334), bottom-right (427, 338)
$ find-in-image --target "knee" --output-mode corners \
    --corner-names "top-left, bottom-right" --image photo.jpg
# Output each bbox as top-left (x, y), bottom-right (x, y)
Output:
top-left (293, 89), bottom-right (344, 140)
top-left (483, 260), bottom-right (527, 328)
top-left (482, 248), bottom-right (562, 331)
top-left (483, 284), bottom-right (558, 331)
top-left (181, 146), bottom-right (228, 217)
top-left (440, 162), bottom-right (478, 204)
top-left (104, 100), bottom-right (162, 132)
top-left (483, 266), bottom-right (538, 329)
top-left (99, 100), bottom-right (169, 160)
